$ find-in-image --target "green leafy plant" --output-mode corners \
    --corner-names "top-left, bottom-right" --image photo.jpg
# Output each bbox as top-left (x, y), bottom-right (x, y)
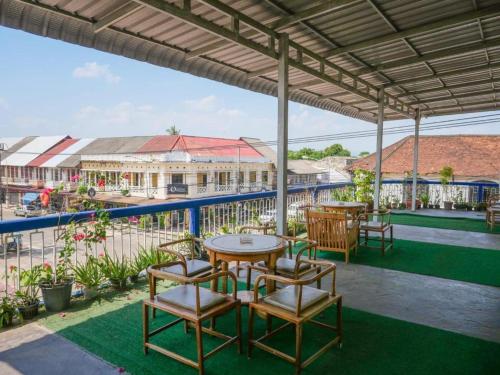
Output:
top-left (353, 169), bottom-right (375, 204)
top-left (0, 296), bottom-right (20, 328)
top-left (420, 193), bottom-right (430, 207)
top-left (331, 186), bottom-right (355, 202)
top-left (100, 254), bottom-right (130, 281)
top-left (72, 256), bottom-right (103, 288)
top-left (11, 265), bottom-right (41, 307)
top-left (120, 189), bottom-right (130, 197)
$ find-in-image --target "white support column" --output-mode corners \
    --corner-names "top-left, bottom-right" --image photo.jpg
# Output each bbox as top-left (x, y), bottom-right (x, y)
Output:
top-left (276, 33), bottom-right (289, 235)
top-left (373, 88), bottom-right (384, 210)
top-left (411, 108), bottom-right (421, 211)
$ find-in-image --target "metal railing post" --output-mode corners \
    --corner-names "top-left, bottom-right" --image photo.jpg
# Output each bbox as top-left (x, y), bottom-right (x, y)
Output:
top-left (189, 206), bottom-right (200, 237)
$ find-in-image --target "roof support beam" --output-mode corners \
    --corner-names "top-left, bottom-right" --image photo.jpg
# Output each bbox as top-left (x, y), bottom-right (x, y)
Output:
top-left (270, 0), bottom-right (357, 31)
top-left (137, 0), bottom-right (412, 118)
top-left (410, 89), bottom-right (500, 105)
top-left (276, 33), bottom-right (289, 236)
top-left (396, 77), bottom-right (500, 98)
top-left (421, 99), bottom-right (499, 113)
top-left (385, 61), bottom-right (500, 88)
top-left (356, 38), bottom-right (500, 76)
top-left (324, 4), bottom-right (500, 57)
top-left (93, 1), bottom-right (143, 33)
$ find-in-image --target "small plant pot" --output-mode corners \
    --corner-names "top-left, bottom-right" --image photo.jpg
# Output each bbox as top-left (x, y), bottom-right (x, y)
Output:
top-left (83, 287), bottom-right (99, 300)
top-left (2, 315), bottom-right (13, 327)
top-left (443, 201), bottom-right (453, 210)
top-left (18, 302), bottom-right (39, 320)
top-left (129, 274), bottom-right (139, 284)
top-left (109, 278), bottom-right (127, 290)
top-left (40, 280), bottom-right (73, 312)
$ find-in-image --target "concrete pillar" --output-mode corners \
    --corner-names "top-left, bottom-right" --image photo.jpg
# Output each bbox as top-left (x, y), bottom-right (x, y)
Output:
top-left (373, 88), bottom-right (384, 210)
top-left (276, 33), bottom-right (289, 235)
top-left (411, 108), bottom-right (421, 211)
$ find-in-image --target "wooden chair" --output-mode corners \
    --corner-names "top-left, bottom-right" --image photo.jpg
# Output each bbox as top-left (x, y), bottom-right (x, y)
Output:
top-left (305, 210), bottom-right (359, 263)
top-left (245, 237), bottom-right (322, 290)
top-left (359, 209), bottom-right (393, 254)
top-left (158, 237), bottom-right (213, 278)
top-left (235, 224), bottom-right (276, 277)
top-left (486, 195), bottom-right (500, 231)
top-left (145, 262), bottom-right (241, 375)
top-left (248, 259), bottom-right (342, 375)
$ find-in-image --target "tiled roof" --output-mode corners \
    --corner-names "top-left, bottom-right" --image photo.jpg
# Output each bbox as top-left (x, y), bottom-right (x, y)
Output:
top-left (137, 135), bottom-right (265, 160)
top-left (350, 135), bottom-right (500, 179)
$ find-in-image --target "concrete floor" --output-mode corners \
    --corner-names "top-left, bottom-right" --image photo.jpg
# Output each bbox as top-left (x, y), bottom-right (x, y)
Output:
top-left (391, 224), bottom-right (500, 250)
top-left (0, 323), bottom-right (119, 375)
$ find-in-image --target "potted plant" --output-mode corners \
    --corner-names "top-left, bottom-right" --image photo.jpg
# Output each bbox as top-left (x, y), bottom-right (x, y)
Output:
top-left (420, 193), bottom-right (430, 209)
top-left (72, 255), bottom-right (103, 300)
top-left (100, 253), bottom-right (130, 290)
top-left (453, 192), bottom-right (467, 211)
top-left (439, 166), bottom-right (454, 210)
top-left (129, 251), bottom-right (151, 283)
top-left (474, 202), bottom-right (487, 211)
top-left (0, 295), bottom-right (20, 328)
top-left (353, 169), bottom-right (375, 209)
top-left (12, 265), bottom-right (42, 320)
top-left (399, 202), bottom-right (407, 210)
top-left (391, 196), bottom-right (400, 209)
top-left (39, 228), bottom-right (75, 312)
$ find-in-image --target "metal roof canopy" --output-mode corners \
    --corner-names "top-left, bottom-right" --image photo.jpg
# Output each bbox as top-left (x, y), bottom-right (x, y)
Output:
top-left (2, 0), bottom-right (499, 122)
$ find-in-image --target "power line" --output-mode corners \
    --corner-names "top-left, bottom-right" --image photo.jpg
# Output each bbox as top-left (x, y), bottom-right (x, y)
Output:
top-left (0, 114), bottom-right (499, 158)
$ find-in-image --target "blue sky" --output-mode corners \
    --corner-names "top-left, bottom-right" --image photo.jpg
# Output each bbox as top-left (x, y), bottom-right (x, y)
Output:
top-left (0, 26), bottom-right (498, 155)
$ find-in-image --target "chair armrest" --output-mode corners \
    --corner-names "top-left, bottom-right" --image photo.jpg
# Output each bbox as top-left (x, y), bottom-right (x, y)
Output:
top-left (148, 261), bottom-right (189, 281)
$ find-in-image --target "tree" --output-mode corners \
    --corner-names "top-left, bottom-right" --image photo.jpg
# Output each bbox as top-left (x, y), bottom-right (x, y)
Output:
top-left (288, 143), bottom-right (351, 160)
top-left (323, 143), bottom-right (351, 157)
top-left (166, 125), bottom-right (180, 135)
top-left (359, 151), bottom-right (370, 157)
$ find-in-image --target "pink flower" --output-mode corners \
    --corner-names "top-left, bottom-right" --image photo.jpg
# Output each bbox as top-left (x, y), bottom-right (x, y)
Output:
top-left (59, 312), bottom-right (66, 318)
top-left (128, 216), bottom-right (139, 224)
top-left (73, 233), bottom-right (85, 242)
top-left (118, 368), bottom-right (125, 373)
top-left (70, 174), bottom-right (80, 182)
top-left (98, 252), bottom-right (105, 257)
top-left (43, 261), bottom-right (52, 270)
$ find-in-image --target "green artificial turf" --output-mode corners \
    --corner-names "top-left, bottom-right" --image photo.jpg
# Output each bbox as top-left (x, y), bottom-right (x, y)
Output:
top-left (39, 282), bottom-right (500, 375)
top-left (390, 213), bottom-right (500, 234)
top-left (309, 239), bottom-right (500, 287)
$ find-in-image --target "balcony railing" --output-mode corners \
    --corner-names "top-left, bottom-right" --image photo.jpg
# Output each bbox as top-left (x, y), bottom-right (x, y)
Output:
top-left (0, 183), bottom-right (349, 294)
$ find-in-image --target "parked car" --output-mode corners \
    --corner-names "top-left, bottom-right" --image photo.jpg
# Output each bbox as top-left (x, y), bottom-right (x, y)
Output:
top-left (0, 233), bottom-right (23, 253)
top-left (14, 205), bottom-right (43, 218)
top-left (259, 203), bottom-right (304, 224)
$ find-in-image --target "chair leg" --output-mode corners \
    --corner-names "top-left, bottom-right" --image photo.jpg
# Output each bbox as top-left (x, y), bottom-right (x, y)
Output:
top-left (390, 225), bottom-right (394, 248)
top-left (295, 323), bottom-right (303, 375)
top-left (337, 296), bottom-right (343, 348)
top-left (247, 306), bottom-right (255, 359)
top-left (184, 319), bottom-right (190, 334)
top-left (143, 303), bottom-right (149, 355)
top-left (196, 321), bottom-right (204, 375)
top-left (236, 260), bottom-right (240, 277)
top-left (381, 231), bottom-right (385, 255)
top-left (236, 304), bottom-right (242, 354)
top-left (246, 265), bottom-right (252, 290)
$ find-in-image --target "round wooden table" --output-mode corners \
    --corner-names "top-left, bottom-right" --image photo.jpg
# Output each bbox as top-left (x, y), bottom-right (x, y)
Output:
top-left (320, 201), bottom-right (366, 218)
top-left (203, 234), bottom-right (287, 302)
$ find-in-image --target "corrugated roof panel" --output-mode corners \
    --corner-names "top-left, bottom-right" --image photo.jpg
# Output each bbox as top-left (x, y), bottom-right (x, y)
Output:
top-left (0, 137), bottom-right (24, 150)
top-left (27, 138), bottom-right (79, 167)
top-left (47, 138), bottom-right (95, 168)
top-left (1, 136), bottom-right (69, 167)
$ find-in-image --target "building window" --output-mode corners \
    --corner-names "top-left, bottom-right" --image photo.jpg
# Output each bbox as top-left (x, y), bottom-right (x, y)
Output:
top-left (216, 171), bottom-right (230, 186)
top-left (197, 173), bottom-right (207, 187)
top-left (239, 171), bottom-right (244, 185)
top-left (262, 171), bottom-right (268, 184)
top-left (249, 171), bottom-right (257, 183)
top-left (172, 173), bottom-right (184, 184)
top-left (151, 173), bottom-right (158, 188)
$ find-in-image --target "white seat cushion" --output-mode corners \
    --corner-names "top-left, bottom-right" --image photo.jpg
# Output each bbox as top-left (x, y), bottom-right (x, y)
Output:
top-left (162, 259), bottom-right (212, 277)
top-left (263, 285), bottom-right (329, 312)
top-left (157, 285), bottom-right (225, 311)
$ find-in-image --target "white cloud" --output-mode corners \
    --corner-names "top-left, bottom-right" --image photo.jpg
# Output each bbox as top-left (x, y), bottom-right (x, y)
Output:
top-left (0, 97), bottom-right (8, 110)
top-left (73, 62), bottom-right (121, 84)
top-left (184, 95), bottom-right (217, 111)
